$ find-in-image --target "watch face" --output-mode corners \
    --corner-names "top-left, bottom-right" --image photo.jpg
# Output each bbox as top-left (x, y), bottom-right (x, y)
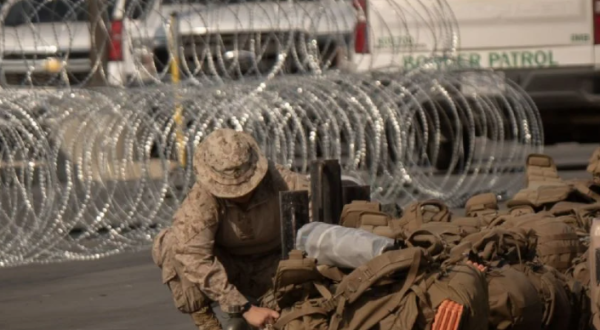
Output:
top-left (242, 302), bottom-right (251, 312)
top-left (229, 303), bottom-right (249, 315)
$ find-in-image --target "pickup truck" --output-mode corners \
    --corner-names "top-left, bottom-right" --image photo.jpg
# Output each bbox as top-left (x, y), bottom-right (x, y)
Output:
top-left (0, 0), bottom-right (162, 87)
top-left (161, 0), bottom-right (357, 79)
top-left (352, 0), bottom-right (598, 169)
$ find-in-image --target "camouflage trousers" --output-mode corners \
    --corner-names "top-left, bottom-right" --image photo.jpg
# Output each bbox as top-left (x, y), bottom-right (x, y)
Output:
top-left (153, 229), bottom-right (279, 330)
top-left (186, 250), bottom-right (279, 329)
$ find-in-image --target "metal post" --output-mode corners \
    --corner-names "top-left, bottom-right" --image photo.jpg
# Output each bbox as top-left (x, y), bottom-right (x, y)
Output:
top-left (168, 12), bottom-right (186, 167)
top-left (279, 190), bottom-right (310, 260)
top-left (310, 159), bottom-right (343, 224)
top-left (88, 0), bottom-right (108, 86)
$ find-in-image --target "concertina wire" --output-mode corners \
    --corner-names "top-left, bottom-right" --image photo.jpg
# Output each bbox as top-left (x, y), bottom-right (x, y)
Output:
top-left (0, 0), bottom-right (543, 266)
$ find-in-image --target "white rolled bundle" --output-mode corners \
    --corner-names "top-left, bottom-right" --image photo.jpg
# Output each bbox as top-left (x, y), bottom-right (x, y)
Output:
top-left (296, 222), bottom-right (396, 269)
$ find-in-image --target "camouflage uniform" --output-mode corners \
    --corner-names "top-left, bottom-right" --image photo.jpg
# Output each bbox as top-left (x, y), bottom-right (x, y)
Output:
top-left (152, 129), bottom-right (310, 330)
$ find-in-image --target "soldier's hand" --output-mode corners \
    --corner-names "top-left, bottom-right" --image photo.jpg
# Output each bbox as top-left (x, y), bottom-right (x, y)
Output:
top-left (242, 305), bottom-right (279, 328)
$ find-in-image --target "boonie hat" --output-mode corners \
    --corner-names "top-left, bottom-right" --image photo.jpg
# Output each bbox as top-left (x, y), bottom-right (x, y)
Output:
top-left (194, 129), bottom-right (268, 198)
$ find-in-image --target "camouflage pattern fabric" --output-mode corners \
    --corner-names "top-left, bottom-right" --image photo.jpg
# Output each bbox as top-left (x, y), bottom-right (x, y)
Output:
top-left (154, 128), bottom-right (310, 317)
top-left (169, 162), bottom-right (309, 314)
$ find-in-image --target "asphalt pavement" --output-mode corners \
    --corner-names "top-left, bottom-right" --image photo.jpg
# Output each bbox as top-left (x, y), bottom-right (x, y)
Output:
top-left (0, 250), bottom-right (190, 330)
top-left (0, 143), bottom-right (597, 330)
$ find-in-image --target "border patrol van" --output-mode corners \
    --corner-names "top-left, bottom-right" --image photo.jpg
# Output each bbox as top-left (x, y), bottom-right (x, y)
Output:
top-left (351, 0), bottom-right (598, 168)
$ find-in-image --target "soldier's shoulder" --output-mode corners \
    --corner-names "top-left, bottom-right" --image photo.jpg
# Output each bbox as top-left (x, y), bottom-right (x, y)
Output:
top-left (188, 182), bottom-right (217, 201)
top-left (174, 183), bottom-right (219, 224)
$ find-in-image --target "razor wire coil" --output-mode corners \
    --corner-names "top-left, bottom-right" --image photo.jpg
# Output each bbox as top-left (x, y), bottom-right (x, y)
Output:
top-left (0, 0), bottom-right (543, 266)
top-left (0, 69), bottom-right (543, 267)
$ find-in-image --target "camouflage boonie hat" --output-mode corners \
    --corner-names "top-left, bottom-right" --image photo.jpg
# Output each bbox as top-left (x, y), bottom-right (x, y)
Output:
top-left (194, 129), bottom-right (268, 198)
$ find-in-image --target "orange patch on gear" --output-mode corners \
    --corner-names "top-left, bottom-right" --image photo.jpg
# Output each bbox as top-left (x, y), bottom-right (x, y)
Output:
top-left (432, 300), bottom-right (465, 330)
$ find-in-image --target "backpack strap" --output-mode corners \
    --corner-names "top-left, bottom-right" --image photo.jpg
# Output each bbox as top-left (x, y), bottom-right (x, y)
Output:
top-left (317, 265), bottom-right (346, 282)
top-left (469, 227), bottom-right (537, 263)
top-left (508, 204), bottom-right (536, 217)
top-left (418, 200), bottom-right (451, 223)
top-left (329, 248), bottom-right (424, 330)
top-left (549, 201), bottom-right (586, 216)
top-left (572, 182), bottom-right (600, 203)
top-left (406, 229), bottom-right (448, 260)
top-left (313, 282), bottom-right (333, 299)
top-left (444, 241), bottom-right (473, 266)
top-left (487, 214), bottom-right (514, 228)
top-left (334, 248), bottom-right (424, 304)
top-left (401, 200), bottom-right (451, 231)
top-left (273, 298), bottom-right (336, 330)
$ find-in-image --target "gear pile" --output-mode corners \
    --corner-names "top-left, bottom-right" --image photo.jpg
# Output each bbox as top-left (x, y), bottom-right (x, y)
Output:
top-left (264, 148), bottom-right (600, 330)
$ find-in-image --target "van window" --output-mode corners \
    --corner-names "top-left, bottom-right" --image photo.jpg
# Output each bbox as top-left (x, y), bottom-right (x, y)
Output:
top-left (1, 0), bottom-right (149, 25)
top-left (3, 0), bottom-right (93, 26)
top-left (123, 0), bottom-right (153, 19)
top-left (161, 0), bottom-right (293, 5)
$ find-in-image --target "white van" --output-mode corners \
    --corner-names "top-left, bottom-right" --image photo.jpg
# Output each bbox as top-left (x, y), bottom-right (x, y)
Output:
top-left (349, 0), bottom-right (598, 169)
top-left (0, 0), bottom-right (159, 87)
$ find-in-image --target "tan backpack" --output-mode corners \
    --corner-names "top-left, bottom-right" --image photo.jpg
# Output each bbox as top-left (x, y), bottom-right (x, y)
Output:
top-left (549, 201), bottom-right (599, 231)
top-left (487, 265), bottom-right (544, 330)
top-left (394, 262), bottom-right (489, 330)
top-left (328, 248), bottom-right (489, 330)
top-left (396, 199), bottom-right (452, 233)
top-left (565, 250), bottom-right (592, 330)
top-left (587, 147), bottom-right (600, 181)
top-left (571, 203), bottom-right (600, 232)
top-left (464, 192), bottom-right (500, 224)
top-left (511, 263), bottom-right (572, 330)
top-left (449, 216), bottom-right (485, 236)
top-left (272, 247), bottom-right (489, 330)
top-left (404, 222), bottom-right (466, 263)
top-left (508, 154), bottom-right (574, 210)
top-left (489, 213), bottom-right (582, 272)
top-left (268, 250), bottom-right (330, 309)
top-left (260, 250), bottom-right (336, 330)
top-left (271, 248), bottom-right (429, 330)
top-left (462, 227), bottom-right (538, 266)
top-left (339, 201), bottom-right (395, 239)
top-left (463, 227), bottom-right (562, 330)
top-left (508, 204), bottom-right (536, 217)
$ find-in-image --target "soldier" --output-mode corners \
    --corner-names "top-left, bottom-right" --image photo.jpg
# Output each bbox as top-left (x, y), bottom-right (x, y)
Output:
top-left (152, 128), bottom-right (310, 330)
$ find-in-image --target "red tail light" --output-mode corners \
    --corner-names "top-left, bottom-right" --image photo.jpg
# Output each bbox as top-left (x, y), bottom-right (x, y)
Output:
top-left (109, 20), bottom-right (123, 61)
top-left (354, 0), bottom-right (369, 54)
top-left (595, 0), bottom-right (600, 44)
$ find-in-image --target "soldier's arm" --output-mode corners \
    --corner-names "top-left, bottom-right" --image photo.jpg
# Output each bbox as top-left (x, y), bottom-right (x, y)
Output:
top-left (276, 164), bottom-right (310, 191)
top-left (173, 184), bottom-right (248, 313)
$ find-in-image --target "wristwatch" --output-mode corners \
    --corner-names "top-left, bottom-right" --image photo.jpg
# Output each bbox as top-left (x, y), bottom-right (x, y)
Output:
top-left (228, 302), bottom-right (252, 316)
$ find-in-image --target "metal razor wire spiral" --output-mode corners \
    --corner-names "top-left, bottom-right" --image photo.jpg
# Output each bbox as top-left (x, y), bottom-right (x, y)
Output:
top-left (0, 0), bottom-right (543, 266)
